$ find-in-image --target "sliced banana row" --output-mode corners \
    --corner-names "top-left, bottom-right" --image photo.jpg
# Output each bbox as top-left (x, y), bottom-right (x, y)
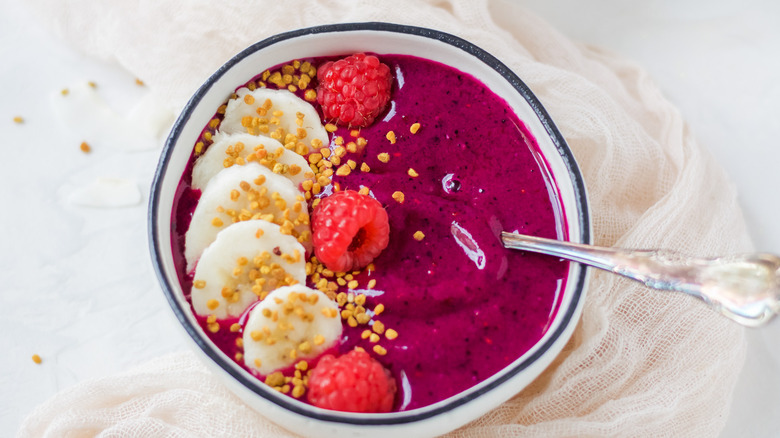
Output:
top-left (186, 89), bottom-right (342, 376)
top-left (192, 132), bottom-right (313, 192)
top-left (242, 285), bottom-right (341, 375)
top-left (220, 88), bottom-right (329, 154)
top-left (191, 220), bottom-right (307, 319)
top-left (184, 162), bottom-right (312, 272)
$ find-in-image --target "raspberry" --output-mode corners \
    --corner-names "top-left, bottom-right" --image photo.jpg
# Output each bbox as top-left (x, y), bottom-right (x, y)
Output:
top-left (307, 349), bottom-right (396, 413)
top-left (316, 53), bottom-right (392, 127)
top-left (312, 190), bottom-right (390, 272)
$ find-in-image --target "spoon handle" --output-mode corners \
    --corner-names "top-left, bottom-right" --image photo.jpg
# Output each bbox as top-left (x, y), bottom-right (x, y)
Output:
top-left (501, 232), bottom-right (780, 327)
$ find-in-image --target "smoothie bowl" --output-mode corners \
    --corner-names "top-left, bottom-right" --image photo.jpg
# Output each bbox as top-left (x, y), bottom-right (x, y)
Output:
top-left (149, 23), bottom-right (590, 437)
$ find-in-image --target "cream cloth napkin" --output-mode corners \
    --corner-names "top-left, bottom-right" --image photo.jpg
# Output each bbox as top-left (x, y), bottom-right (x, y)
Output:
top-left (19, 0), bottom-right (751, 436)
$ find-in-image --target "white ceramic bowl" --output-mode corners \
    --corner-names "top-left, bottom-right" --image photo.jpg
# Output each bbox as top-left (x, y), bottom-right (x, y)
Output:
top-left (149, 22), bottom-right (590, 438)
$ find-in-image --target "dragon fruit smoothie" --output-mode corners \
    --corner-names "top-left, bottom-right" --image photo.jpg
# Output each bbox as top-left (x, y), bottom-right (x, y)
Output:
top-left (172, 54), bottom-right (568, 411)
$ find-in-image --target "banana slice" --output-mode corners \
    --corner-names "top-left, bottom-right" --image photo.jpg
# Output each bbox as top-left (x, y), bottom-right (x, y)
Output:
top-left (184, 162), bottom-right (312, 272)
top-left (242, 285), bottom-right (342, 375)
top-left (191, 220), bottom-right (306, 319)
top-left (220, 88), bottom-right (328, 154)
top-left (192, 132), bottom-right (314, 192)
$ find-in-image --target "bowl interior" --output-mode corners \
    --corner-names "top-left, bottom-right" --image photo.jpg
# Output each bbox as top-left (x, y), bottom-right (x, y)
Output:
top-left (150, 22), bottom-right (589, 436)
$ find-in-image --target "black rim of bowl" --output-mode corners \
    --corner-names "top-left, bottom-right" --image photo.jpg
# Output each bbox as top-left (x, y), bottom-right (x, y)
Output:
top-left (149, 22), bottom-right (591, 426)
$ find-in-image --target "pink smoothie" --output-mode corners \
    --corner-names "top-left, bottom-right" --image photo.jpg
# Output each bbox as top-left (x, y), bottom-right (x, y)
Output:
top-left (172, 54), bottom-right (568, 411)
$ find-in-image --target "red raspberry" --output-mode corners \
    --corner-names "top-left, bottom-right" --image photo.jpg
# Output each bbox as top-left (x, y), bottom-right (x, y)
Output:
top-left (307, 349), bottom-right (397, 413)
top-left (316, 53), bottom-right (393, 127)
top-left (312, 190), bottom-right (390, 272)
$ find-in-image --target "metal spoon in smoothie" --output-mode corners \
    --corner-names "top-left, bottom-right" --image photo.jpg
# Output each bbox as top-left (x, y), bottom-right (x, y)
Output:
top-left (501, 232), bottom-right (780, 327)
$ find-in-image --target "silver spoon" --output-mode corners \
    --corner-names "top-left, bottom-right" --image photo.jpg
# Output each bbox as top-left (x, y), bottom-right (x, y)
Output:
top-left (501, 232), bottom-right (780, 327)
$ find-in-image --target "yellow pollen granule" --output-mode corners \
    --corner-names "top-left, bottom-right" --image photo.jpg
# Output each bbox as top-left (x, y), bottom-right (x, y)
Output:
top-left (80, 142), bottom-right (91, 153)
top-left (135, 78), bottom-right (145, 86)
top-left (386, 131), bottom-right (396, 144)
top-left (373, 345), bottom-right (387, 356)
top-left (336, 164), bottom-right (351, 176)
top-left (230, 323), bottom-right (241, 333)
top-left (374, 303), bottom-right (385, 315)
top-left (88, 81), bottom-right (97, 88)
top-left (304, 89), bottom-right (317, 102)
top-left (392, 191), bottom-right (405, 203)
top-left (61, 88), bottom-right (69, 96)
top-left (265, 371), bottom-right (284, 387)
top-left (347, 280), bottom-right (359, 289)
top-left (410, 123), bottom-right (421, 134)
top-left (360, 162), bottom-right (370, 172)
top-left (385, 328), bottom-right (398, 340)
top-left (308, 153), bottom-right (322, 164)
top-left (207, 299), bottom-right (220, 310)
top-left (372, 320), bottom-right (386, 334)
top-left (414, 231), bottom-right (425, 241)
top-left (313, 334), bottom-right (325, 345)
top-left (325, 123), bottom-right (338, 133)
top-left (193, 280), bottom-right (206, 289)
top-left (32, 354), bottom-right (42, 364)
top-left (361, 329), bottom-right (372, 340)
top-left (408, 168), bottom-right (419, 178)
top-left (367, 279), bottom-right (377, 290)
top-left (211, 217), bottom-right (224, 227)
top-left (377, 152), bottom-right (390, 163)
top-left (13, 116), bottom-right (23, 124)
top-left (369, 333), bottom-right (381, 343)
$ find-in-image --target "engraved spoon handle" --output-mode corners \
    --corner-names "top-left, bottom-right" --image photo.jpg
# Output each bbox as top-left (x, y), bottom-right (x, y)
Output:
top-left (501, 232), bottom-right (780, 327)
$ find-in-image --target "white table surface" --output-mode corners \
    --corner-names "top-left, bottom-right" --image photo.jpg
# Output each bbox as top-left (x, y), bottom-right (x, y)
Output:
top-left (1, 0), bottom-right (778, 436)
